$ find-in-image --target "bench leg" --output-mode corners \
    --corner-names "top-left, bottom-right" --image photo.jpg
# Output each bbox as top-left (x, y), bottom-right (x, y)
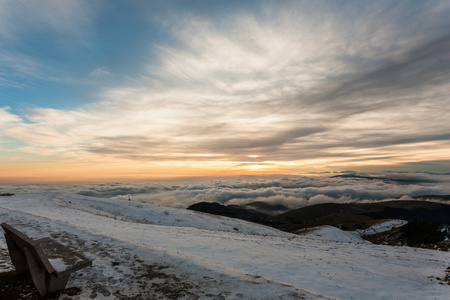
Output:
top-left (4, 232), bottom-right (29, 274)
top-left (23, 248), bottom-right (71, 296)
top-left (47, 274), bottom-right (70, 295)
top-left (23, 247), bottom-right (49, 297)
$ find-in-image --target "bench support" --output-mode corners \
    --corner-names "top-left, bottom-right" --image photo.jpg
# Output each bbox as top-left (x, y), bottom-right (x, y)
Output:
top-left (4, 232), bottom-right (29, 274)
top-left (23, 247), bottom-right (48, 296)
top-left (24, 247), bottom-right (71, 296)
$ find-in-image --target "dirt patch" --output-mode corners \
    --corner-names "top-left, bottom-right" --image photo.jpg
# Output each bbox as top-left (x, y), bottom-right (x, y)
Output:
top-left (428, 266), bottom-right (450, 286)
top-left (0, 270), bottom-right (83, 300)
top-left (135, 263), bottom-right (197, 299)
top-left (443, 267), bottom-right (450, 285)
top-left (0, 270), bottom-right (40, 300)
top-left (0, 247), bottom-right (40, 299)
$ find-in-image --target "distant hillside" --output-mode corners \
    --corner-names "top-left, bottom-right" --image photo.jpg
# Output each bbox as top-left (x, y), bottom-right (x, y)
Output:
top-left (361, 201), bottom-right (450, 223)
top-left (276, 203), bottom-right (374, 231)
top-left (362, 220), bottom-right (450, 251)
top-left (187, 202), bottom-right (268, 220)
top-left (188, 199), bottom-right (450, 233)
top-left (242, 201), bottom-right (289, 216)
top-left (276, 200), bottom-right (450, 231)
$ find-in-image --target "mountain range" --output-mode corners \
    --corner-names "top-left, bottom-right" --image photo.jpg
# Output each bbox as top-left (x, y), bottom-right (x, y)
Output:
top-left (188, 197), bottom-right (450, 249)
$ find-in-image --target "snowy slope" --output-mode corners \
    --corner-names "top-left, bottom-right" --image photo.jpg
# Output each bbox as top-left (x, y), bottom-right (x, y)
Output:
top-left (40, 193), bottom-right (286, 236)
top-left (296, 226), bottom-right (368, 243)
top-left (1, 193), bottom-right (449, 300)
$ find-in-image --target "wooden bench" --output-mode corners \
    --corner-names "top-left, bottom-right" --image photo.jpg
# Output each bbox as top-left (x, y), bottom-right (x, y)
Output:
top-left (1, 222), bottom-right (92, 297)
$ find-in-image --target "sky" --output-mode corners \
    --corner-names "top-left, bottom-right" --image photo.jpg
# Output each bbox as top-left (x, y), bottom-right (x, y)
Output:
top-left (1, 0), bottom-right (450, 184)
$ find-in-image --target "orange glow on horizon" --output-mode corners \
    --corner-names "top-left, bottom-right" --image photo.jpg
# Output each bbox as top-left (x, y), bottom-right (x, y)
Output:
top-left (2, 139), bottom-right (450, 184)
top-left (0, 158), bottom-right (290, 184)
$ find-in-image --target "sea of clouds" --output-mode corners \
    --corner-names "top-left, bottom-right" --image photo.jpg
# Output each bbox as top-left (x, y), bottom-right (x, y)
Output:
top-left (2, 172), bottom-right (450, 210)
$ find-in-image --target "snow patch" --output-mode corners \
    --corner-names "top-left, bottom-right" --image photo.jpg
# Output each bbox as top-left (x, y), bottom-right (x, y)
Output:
top-left (48, 258), bottom-right (68, 272)
top-left (296, 225), bottom-right (369, 243)
top-left (356, 219), bottom-right (408, 236)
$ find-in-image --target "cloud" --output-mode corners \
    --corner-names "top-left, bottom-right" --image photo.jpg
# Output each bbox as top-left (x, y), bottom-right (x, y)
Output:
top-left (0, 0), bottom-right (94, 40)
top-left (2, 173), bottom-right (450, 209)
top-left (0, 0), bottom-right (98, 95)
top-left (1, 1), bottom-right (450, 173)
top-left (0, 51), bottom-right (46, 89)
top-left (0, 107), bottom-right (21, 125)
top-left (311, 32), bottom-right (450, 114)
top-left (308, 195), bottom-right (336, 206)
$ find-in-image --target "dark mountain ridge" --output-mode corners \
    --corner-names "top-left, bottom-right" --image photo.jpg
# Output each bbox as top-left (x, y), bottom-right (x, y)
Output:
top-left (187, 198), bottom-right (450, 248)
top-left (279, 200), bottom-right (450, 229)
top-left (187, 202), bottom-right (268, 220)
top-left (189, 199), bottom-right (450, 231)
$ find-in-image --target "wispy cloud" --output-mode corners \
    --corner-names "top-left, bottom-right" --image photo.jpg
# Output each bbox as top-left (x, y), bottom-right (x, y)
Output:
top-left (0, 0), bottom-right (94, 40)
top-left (89, 67), bottom-right (111, 78)
top-left (0, 0), bottom-right (97, 99)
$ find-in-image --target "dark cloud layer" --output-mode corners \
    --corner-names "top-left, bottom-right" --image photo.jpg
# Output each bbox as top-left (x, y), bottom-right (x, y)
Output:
top-left (314, 32), bottom-right (450, 110)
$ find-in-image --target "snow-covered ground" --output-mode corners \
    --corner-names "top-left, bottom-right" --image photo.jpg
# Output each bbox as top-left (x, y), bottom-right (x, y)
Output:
top-left (0, 193), bottom-right (449, 299)
top-left (296, 226), bottom-right (368, 243)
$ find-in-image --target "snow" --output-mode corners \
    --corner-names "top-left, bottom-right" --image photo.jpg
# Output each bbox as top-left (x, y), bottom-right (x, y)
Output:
top-left (296, 226), bottom-right (369, 243)
top-left (1, 193), bottom-right (449, 299)
top-left (42, 193), bottom-right (286, 236)
top-left (356, 219), bottom-right (408, 236)
top-left (49, 258), bottom-right (68, 272)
